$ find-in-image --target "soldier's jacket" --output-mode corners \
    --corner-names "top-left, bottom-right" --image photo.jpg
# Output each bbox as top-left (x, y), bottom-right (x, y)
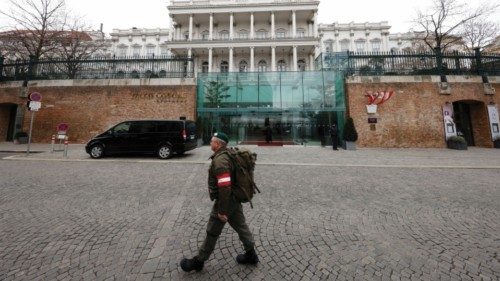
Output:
top-left (208, 147), bottom-right (234, 215)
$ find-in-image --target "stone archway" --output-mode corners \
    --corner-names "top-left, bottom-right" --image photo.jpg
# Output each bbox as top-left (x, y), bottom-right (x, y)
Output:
top-left (0, 103), bottom-right (19, 141)
top-left (452, 100), bottom-right (491, 147)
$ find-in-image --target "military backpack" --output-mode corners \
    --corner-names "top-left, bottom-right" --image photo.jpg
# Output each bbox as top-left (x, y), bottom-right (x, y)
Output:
top-left (223, 147), bottom-right (260, 208)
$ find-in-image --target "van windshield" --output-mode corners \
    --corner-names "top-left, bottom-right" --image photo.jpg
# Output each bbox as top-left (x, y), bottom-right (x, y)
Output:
top-left (113, 122), bottom-right (131, 134)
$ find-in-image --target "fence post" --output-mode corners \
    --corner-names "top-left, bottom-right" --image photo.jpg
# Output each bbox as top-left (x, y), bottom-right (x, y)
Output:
top-left (347, 51), bottom-right (352, 75)
top-left (390, 49), bottom-right (395, 72)
top-left (0, 56), bottom-right (4, 82)
top-left (434, 47), bottom-right (447, 82)
top-left (473, 47), bottom-right (488, 83)
top-left (453, 50), bottom-right (460, 74)
top-left (23, 55), bottom-right (37, 87)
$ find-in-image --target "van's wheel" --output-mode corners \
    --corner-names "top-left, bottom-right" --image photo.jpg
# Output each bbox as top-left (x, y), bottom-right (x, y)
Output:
top-left (158, 145), bottom-right (173, 159)
top-left (89, 144), bottom-right (104, 159)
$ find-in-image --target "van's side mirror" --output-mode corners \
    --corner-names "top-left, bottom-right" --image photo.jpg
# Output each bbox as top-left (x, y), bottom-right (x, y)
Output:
top-left (107, 130), bottom-right (113, 135)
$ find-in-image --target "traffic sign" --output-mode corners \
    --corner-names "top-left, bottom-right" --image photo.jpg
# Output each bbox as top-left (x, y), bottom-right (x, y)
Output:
top-left (28, 101), bottom-right (42, 111)
top-left (28, 92), bottom-right (42, 102)
top-left (57, 123), bottom-right (69, 132)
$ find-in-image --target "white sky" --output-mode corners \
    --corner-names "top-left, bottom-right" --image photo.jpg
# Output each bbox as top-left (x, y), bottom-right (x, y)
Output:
top-left (0, 0), bottom-right (497, 34)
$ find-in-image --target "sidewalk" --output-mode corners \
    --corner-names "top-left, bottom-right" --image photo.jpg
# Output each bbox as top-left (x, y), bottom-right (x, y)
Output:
top-left (3, 142), bottom-right (500, 169)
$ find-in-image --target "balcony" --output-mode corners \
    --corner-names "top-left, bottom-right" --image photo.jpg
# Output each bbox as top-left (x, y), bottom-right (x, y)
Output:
top-left (169, 0), bottom-right (317, 6)
top-left (171, 35), bottom-right (318, 42)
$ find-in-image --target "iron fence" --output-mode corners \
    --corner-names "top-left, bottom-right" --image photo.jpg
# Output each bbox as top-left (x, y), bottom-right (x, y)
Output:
top-left (317, 49), bottom-right (500, 77)
top-left (0, 56), bottom-right (194, 82)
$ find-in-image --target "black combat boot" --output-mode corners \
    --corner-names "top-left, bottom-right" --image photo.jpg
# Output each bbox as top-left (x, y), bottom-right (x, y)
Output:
top-left (180, 256), bottom-right (204, 272)
top-left (236, 249), bottom-right (259, 265)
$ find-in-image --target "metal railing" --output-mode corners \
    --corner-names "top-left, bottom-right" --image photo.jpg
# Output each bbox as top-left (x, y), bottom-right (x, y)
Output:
top-left (317, 49), bottom-right (500, 77)
top-left (0, 55), bottom-right (194, 82)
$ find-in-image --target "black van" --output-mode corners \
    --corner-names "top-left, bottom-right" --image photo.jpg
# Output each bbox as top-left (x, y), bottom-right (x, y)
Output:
top-left (85, 120), bottom-right (197, 159)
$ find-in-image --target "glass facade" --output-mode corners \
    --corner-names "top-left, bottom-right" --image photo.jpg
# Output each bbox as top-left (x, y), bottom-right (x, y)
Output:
top-left (196, 71), bottom-right (346, 146)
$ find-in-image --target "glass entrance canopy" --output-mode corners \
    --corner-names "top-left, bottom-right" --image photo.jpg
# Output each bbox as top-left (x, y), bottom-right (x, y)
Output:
top-left (196, 71), bottom-right (346, 145)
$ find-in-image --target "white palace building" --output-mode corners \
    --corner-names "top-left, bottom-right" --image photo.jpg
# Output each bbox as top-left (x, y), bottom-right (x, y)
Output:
top-left (107, 0), bottom-right (418, 73)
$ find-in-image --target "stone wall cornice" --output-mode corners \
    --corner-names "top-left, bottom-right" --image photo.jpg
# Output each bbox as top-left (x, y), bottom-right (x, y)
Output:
top-left (0, 78), bottom-right (196, 88)
top-left (346, 75), bottom-right (499, 84)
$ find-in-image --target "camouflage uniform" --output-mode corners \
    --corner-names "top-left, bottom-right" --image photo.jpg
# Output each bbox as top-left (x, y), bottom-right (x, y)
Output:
top-left (197, 147), bottom-right (255, 261)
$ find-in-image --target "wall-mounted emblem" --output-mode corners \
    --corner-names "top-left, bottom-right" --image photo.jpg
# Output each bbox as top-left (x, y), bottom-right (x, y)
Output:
top-left (365, 90), bottom-right (394, 114)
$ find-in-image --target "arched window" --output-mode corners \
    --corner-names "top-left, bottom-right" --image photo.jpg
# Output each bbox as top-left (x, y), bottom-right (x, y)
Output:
top-left (202, 61), bottom-right (209, 73)
top-left (201, 30), bottom-right (209, 40)
top-left (324, 39), bottom-right (334, 53)
top-left (297, 59), bottom-right (306, 71)
top-left (131, 70), bottom-right (139, 78)
top-left (116, 71), bottom-right (125, 79)
top-left (238, 29), bottom-right (249, 39)
top-left (258, 60), bottom-right (267, 72)
top-left (276, 28), bottom-right (286, 38)
top-left (277, 59), bottom-right (287, 72)
top-left (355, 39), bottom-right (366, 52)
top-left (239, 60), bottom-right (248, 72)
top-left (220, 61), bottom-right (229, 73)
top-left (340, 39), bottom-right (350, 52)
top-left (219, 30), bottom-right (229, 40)
top-left (371, 39), bottom-right (382, 52)
top-left (183, 31), bottom-right (189, 40)
top-left (296, 28), bottom-right (306, 38)
top-left (256, 29), bottom-right (268, 39)
top-left (159, 70), bottom-right (167, 78)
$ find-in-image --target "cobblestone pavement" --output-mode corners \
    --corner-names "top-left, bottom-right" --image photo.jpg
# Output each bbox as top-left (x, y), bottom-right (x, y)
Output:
top-left (1, 147), bottom-right (499, 280)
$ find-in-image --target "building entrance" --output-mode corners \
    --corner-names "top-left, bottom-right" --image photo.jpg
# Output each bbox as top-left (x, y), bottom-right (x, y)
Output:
top-left (0, 103), bottom-right (19, 142)
top-left (197, 71), bottom-right (346, 146)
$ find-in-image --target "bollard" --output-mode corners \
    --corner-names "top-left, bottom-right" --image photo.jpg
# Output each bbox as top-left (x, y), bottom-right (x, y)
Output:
top-left (63, 137), bottom-right (69, 158)
top-left (50, 135), bottom-right (55, 153)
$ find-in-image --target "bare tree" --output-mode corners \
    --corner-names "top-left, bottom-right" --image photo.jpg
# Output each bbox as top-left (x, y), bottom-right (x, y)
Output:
top-left (460, 18), bottom-right (499, 52)
top-left (413, 0), bottom-right (498, 52)
top-left (0, 0), bottom-right (66, 61)
top-left (54, 18), bottom-right (108, 78)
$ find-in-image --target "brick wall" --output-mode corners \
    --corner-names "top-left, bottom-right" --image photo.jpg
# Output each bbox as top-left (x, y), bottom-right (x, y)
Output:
top-left (346, 76), bottom-right (500, 148)
top-left (0, 80), bottom-right (197, 143)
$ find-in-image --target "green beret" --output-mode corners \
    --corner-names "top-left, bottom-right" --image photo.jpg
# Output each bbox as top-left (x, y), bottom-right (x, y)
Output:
top-left (213, 132), bottom-right (228, 143)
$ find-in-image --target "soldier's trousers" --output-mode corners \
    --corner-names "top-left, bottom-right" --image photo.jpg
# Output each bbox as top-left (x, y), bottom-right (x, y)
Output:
top-left (197, 198), bottom-right (255, 261)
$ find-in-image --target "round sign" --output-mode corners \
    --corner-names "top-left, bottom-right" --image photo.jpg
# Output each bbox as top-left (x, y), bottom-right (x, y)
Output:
top-left (29, 92), bottom-right (42, 102)
top-left (57, 123), bottom-right (69, 132)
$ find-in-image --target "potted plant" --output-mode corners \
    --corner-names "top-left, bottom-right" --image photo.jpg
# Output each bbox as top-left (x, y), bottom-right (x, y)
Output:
top-left (342, 117), bottom-right (358, 150)
top-left (14, 132), bottom-right (29, 144)
top-left (447, 136), bottom-right (467, 150)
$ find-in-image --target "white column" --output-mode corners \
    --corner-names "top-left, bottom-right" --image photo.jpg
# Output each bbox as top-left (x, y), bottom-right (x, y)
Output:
top-left (313, 11), bottom-right (318, 38)
top-left (293, 46), bottom-right (297, 71)
top-left (229, 47), bottom-right (233, 72)
top-left (250, 13), bottom-right (254, 39)
top-left (271, 46), bottom-right (276, 71)
top-left (209, 13), bottom-right (213, 40)
top-left (271, 12), bottom-right (275, 39)
top-left (189, 14), bottom-right (193, 41)
top-left (250, 47), bottom-right (255, 72)
top-left (309, 54), bottom-right (314, 71)
top-left (383, 33), bottom-right (389, 51)
top-left (292, 10), bottom-right (296, 38)
top-left (188, 48), bottom-right (192, 74)
top-left (208, 48), bottom-right (213, 72)
top-left (229, 13), bottom-right (234, 40)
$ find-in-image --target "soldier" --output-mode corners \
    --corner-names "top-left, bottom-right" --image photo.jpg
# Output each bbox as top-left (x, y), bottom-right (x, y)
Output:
top-left (180, 132), bottom-right (259, 272)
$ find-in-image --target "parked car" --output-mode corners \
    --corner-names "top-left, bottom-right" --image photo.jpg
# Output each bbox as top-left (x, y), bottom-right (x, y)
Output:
top-left (85, 119), bottom-right (197, 159)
